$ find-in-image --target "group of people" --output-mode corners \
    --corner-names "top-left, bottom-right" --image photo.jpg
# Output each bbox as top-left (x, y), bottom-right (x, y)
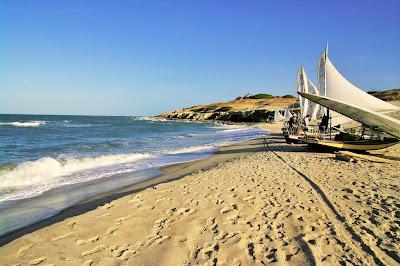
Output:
top-left (286, 113), bottom-right (331, 134)
top-left (287, 114), bottom-right (310, 132)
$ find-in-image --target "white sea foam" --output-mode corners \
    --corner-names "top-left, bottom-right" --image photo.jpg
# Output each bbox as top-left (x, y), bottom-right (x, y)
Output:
top-left (134, 116), bottom-right (173, 122)
top-left (166, 145), bottom-right (215, 154)
top-left (0, 153), bottom-right (151, 188)
top-left (0, 121), bottom-right (46, 127)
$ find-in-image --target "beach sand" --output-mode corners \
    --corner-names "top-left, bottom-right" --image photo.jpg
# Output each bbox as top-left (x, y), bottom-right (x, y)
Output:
top-left (0, 130), bottom-right (399, 265)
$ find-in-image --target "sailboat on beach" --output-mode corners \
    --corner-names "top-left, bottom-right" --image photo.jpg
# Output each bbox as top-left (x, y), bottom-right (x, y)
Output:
top-left (284, 45), bottom-right (400, 150)
top-left (273, 110), bottom-right (285, 123)
top-left (298, 91), bottom-right (400, 150)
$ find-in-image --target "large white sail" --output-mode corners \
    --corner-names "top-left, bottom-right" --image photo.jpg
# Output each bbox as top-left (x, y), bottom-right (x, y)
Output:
top-left (296, 67), bottom-right (308, 118)
top-left (318, 46), bottom-right (399, 126)
top-left (306, 78), bottom-right (320, 119)
top-left (296, 66), bottom-right (320, 120)
top-left (298, 92), bottom-right (400, 139)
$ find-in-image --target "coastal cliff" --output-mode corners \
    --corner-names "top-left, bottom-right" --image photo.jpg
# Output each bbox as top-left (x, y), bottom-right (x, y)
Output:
top-left (157, 94), bottom-right (298, 123)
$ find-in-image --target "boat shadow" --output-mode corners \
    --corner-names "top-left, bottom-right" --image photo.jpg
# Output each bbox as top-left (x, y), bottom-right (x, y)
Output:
top-left (217, 138), bottom-right (311, 154)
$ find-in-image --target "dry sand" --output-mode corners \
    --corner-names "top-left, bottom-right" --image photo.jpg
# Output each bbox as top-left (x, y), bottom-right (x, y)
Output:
top-left (0, 133), bottom-right (399, 265)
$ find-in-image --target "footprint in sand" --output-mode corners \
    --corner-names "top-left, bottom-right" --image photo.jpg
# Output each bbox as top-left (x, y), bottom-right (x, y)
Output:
top-left (99, 203), bottom-right (114, 210)
top-left (115, 214), bottom-right (135, 224)
top-left (207, 218), bottom-right (218, 231)
top-left (83, 259), bottom-right (94, 266)
top-left (156, 196), bottom-right (171, 203)
top-left (152, 218), bottom-right (168, 232)
top-left (28, 256), bottom-right (46, 265)
top-left (155, 235), bottom-right (171, 245)
top-left (120, 249), bottom-right (137, 261)
top-left (128, 194), bottom-right (143, 203)
top-left (200, 242), bottom-right (219, 260)
top-left (17, 243), bottom-right (34, 257)
top-left (165, 207), bottom-right (177, 216)
top-left (110, 244), bottom-right (129, 257)
top-left (81, 245), bottom-right (107, 256)
top-left (176, 208), bottom-right (196, 216)
top-left (106, 226), bottom-right (118, 236)
top-left (51, 232), bottom-right (74, 241)
top-left (67, 220), bottom-right (76, 229)
top-left (76, 235), bottom-right (100, 246)
top-left (265, 248), bottom-right (278, 263)
top-left (142, 234), bottom-right (162, 247)
top-left (213, 230), bottom-right (228, 241)
top-left (97, 212), bottom-right (112, 219)
top-left (243, 195), bottom-right (256, 203)
top-left (220, 204), bottom-right (237, 214)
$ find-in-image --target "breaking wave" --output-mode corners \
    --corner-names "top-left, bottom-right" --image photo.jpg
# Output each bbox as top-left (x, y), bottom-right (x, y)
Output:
top-left (0, 121), bottom-right (46, 127)
top-left (0, 153), bottom-right (151, 188)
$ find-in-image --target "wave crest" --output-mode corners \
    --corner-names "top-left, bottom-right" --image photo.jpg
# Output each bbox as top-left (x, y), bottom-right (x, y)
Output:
top-left (0, 153), bottom-right (150, 188)
top-left (0, 121), bottom-right (46, 127)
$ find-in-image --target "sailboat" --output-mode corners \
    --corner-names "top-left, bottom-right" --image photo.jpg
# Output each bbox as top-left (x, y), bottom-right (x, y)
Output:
top-left (283, 66), bottom-right (323, 143)
top-left (296, 44), bottom-right (400, 151)
top-left (298, 66), bottom-right (320, 121)
top-left (317, 44), bottom-right (398, 126)
top-left (284, 109), bottom-right (293, 120)
top-left (273, 110), bottom-right (285, 123)
top-left (298, 92), bottom-right (400, 150)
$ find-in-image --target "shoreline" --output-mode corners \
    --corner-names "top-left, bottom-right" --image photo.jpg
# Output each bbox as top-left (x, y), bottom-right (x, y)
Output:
top-left (0, 135), bottom-right (269, 247)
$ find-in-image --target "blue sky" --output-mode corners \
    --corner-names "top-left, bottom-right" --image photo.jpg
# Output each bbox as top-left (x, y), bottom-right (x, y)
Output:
top-left (1, 0), bottom-right (399, 116)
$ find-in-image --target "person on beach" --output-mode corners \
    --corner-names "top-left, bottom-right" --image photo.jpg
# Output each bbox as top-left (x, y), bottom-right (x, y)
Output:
top-left (303, 115), bottom-right (310, 132)
top-left (319, 114), bottom-right (329, 133)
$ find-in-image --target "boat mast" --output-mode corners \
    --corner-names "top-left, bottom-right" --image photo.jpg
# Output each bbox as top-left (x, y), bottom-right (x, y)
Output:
top-left (324, 42), bottom-right (333, 136)
top-left (324, 42), bottom-right (328, 98)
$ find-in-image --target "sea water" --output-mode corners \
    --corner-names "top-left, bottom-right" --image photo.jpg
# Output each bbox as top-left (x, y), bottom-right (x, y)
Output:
top-left (0, 114), bottom-right (264, 236)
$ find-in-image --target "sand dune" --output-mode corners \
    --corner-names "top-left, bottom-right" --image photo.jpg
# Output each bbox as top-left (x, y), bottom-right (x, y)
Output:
top-left (0, 136), bottom-right (399, 265)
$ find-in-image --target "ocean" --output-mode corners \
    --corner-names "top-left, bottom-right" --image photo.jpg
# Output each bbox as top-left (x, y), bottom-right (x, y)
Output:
top-left (0, 114), bottom-right (264, 236)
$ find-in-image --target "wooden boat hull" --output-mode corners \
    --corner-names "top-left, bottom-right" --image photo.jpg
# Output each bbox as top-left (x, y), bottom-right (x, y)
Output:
top-left (284, 134), bottom-right (304, 144)
top-left (304, 139), bottom-right (399, 151)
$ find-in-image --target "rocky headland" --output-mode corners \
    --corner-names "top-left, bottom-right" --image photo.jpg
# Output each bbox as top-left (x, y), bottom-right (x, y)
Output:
top-left (157, 94), bottom-right (298, 123)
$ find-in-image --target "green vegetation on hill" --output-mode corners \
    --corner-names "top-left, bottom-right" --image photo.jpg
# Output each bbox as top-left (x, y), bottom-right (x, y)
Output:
top-left (215, 106), bottom-right (233, 112)
top-left (236, 93), bottom-right (296, 100)
top-left (250, 93), bottom-right (273, 99)
top-left (282, 94), bottom-right (296, 98)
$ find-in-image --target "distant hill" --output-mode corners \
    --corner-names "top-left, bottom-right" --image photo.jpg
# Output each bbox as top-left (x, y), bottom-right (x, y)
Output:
top-left (368, 89), bottom-right (400, 102)
top-left (157, 94), bottom-right (298, 122)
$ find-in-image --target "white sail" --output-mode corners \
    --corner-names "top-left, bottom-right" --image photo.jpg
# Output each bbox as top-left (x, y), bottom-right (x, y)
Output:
top-left (296, 66), bottom-right (320, 120)
top-left (296, 66), bottom-right (308, 118)
top-left (284, 109), bottom-right (293, 120)
top-left (306, 78), bottom-right (320, 119)
top-left (318, 46), bottom-right (399, 126)
top-left (298, 92), bottom-right (400, 139)
top-left (273, 110), bottom-right (285, 123)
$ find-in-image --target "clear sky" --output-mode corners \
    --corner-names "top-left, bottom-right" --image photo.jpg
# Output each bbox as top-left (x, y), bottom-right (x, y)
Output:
top-left (1, 0), bottom-right (399, 116)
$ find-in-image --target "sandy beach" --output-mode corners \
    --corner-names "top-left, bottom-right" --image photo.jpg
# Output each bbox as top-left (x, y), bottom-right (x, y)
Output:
top-left (0, 126), bottom-right (399, 265)
top-left (2, 1), bottom-right (400, 265)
